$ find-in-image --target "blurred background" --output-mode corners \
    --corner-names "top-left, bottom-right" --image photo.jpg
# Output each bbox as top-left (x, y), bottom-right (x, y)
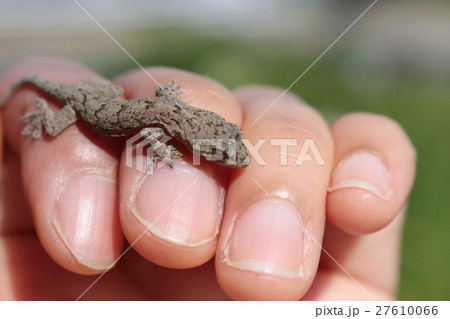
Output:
top-left (0, 0), bottom-right (449, 300)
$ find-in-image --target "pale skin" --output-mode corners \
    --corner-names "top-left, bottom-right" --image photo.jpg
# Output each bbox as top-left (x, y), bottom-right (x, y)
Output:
top-left (0, 58), bottom-right (416, 300)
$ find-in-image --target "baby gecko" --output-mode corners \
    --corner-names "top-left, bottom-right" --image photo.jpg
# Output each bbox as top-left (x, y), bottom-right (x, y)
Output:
top-left (0, 75), bottom-right (251, 168)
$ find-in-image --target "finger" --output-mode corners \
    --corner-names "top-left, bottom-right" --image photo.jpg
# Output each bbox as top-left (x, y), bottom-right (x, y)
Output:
top-left (0, 145), bottom-right (34, 234)
top-left (0, 57), bottom-right (124, 274)
top-left (0, 235), bottom-right (145, 300)
top-left (304, 208), bottom-right (406, 300)
top-left (115, 67), bottom-right (243, 268)
top-left (216, 86), bottom-right (334, 300)
top-left (127, 257), bottom-right (231, 300)
top-left (0, 112), bottom-right (3, 166)
top-left (327, 113), bottom-right (416, 234)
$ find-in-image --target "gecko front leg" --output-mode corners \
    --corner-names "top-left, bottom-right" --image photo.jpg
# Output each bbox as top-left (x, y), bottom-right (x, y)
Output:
top-left (155, 80), bottom-right (183, 98)
top-left (21, 98), bottom-right (77, 139)
top-left (140, 127), bottom-right (182, 169)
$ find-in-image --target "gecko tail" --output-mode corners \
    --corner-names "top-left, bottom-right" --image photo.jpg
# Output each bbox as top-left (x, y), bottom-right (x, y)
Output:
top-left (0, 75), bottom-right (61, 108)
top-left (0, 75), bottom-right (39, 107)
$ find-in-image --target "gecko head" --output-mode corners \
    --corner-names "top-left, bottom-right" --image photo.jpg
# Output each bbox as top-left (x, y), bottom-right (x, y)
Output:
top-left (232, 139), bottom-right (252, 168)
top-left (195, 122), bottom-right (251, 168)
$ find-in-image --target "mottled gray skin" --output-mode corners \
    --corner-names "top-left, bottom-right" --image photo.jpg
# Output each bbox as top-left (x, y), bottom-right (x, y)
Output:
top-left (0, 74), bottom-right (251, 168)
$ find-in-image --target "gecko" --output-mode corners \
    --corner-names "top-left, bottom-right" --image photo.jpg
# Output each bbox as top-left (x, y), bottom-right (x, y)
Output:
top-left (0, 74), bottom-right (251, 168)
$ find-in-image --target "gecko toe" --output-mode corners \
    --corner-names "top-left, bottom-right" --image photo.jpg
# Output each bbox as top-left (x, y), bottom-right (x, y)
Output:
top-left (21, 111), bottom-right (40, 122)
top-left (21, 109), bottom-right (44, 138)
top-left (171, 150), bottom-right (183, 158)
top-left (32, 128), bottom-right (42, 139)
top-left (164, 158), bottom-right (175, 169)
top-left (21, 125), bottom-right (33, 136)
top-left (21, 122), bottom-right (42, 138)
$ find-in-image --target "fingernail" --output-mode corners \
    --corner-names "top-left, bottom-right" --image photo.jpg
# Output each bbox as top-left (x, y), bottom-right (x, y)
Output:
top-left (224, 201), bottom-right (304, 278)
top-left (133, 164), bottom-right (224, 247)
top-left (329, 152), bottom-right (391, 200)
top-left (55, 175), bottom-right (120, 269)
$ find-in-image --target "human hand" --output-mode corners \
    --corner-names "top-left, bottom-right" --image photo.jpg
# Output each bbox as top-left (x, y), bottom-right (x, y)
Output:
top-left (0, 58), bottom-right (415, 300)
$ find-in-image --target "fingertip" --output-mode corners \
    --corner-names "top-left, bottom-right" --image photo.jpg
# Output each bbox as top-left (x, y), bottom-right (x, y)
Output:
top-left (215, 86), bottom-right (333, 300)
top-left (0, 57), bottom-right (124, 274)
top-left (23, 136), bottom-right (124, 275)
top-left (115, 67), bottom-right (243, 269)
top-left (328, 112), bottom-right (416, 234)
top-left (216, 264), bottom-right (308, 300)
top-left (52, 175), bottom-right (123, 273)
top-left (119, 158), bottom-right (226, 269)
top-left (215, 201), bottom-right (311, 300)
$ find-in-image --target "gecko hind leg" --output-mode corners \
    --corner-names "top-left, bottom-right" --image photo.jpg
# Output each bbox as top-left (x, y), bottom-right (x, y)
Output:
top-left (140, 127), bottom-right (182, 169)
top-left (21, 98), bottom-right (77, 139)
top-left (155, 80), bottom-right (183, 98)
